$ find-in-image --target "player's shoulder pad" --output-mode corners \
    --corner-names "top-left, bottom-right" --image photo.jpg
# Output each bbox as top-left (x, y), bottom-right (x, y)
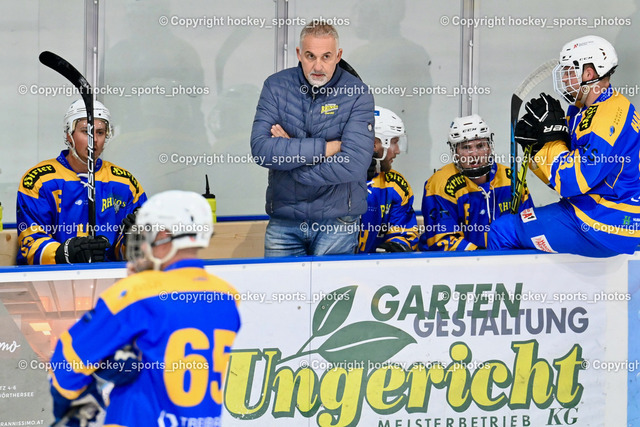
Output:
top-left (503, 165), bottom-right (513, 179)
top-left (384, 170), bottom-right (412, 197)
top-left (443, 173), bottom-right (467, 198)
top-left (580, 92), bottom-right (631, 144)
top-left (100, 271), bottom-right (162, 314)
top-left (427, 164), bottom-right (466, 198)
top-left (21, 161), bottom-right (57, 191)
top-left (491, 164), bottom-right (512, 188)
top-left (105, 162), bottom-right (142, 194)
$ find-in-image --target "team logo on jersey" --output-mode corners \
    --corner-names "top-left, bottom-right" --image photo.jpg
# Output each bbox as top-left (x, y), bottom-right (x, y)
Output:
top-left (579, 105), bottom-right (598, 131)
top-left (321, 104), bottom-right (339, 115)
top-left (531, 234), bottom-right (556, 253)
top-left (384, 171), bottom-right (410, 197)
top-left (444, 173), bottom-right (467, 197)
top-left (520, 208), bottom-right (537, 223)
top-left (110, 166), bottom-right (140, 193)
top-left (101, 197), bottom-right (126, 213)
top-left (22, 164), bottom-right (56, 190)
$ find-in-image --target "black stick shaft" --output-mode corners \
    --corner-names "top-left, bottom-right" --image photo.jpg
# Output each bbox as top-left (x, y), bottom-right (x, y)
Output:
top-left (39, 51), bottom-right (96, 237)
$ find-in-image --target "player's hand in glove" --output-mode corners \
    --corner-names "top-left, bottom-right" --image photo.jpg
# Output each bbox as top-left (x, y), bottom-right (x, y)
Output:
top-left (120, 208), bottom-right (140, 252)
top-left (120, 208), bottom-right (139, 235)
top-left (55, 235), bottom-right (110, 264)
top-left (376, 241), bottom-right (412, 253)
top-left (51, 381), bottom-right (105, 427)
top-left (517, 93), bottom-right (570, 151)
top-left (94, 344), bottom-right (141, 386)
top-left (514, 114), bottom-right (547, 155)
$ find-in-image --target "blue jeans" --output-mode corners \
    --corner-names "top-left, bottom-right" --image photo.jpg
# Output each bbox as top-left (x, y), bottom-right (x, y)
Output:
top-left (264, 216), bottom-right (360, 257)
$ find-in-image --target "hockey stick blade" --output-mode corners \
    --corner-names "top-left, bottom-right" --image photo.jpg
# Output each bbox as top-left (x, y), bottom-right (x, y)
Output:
top-left (39, 51), bottom-right (91, 94)
top-left (510, 59), bottom-right (557, 214)
top-left (39, 51), bottom-right (96, 237)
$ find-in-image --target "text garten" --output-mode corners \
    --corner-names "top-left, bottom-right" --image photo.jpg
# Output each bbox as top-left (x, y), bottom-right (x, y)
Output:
top-left (224, 340), bottom-right (584, 427)
top-left (371, 283), bottom-right (524, 321)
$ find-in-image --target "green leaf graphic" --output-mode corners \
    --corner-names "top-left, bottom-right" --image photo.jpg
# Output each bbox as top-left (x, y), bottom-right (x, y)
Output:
top-left (312, 286), bottom-right (357, 337)
top-left (317, 321), bottom-right (416, 364)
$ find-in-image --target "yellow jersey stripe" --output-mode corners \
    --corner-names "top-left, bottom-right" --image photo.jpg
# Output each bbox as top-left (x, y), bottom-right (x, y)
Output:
top-left (50, 370), bottom-right (86, 400)
top-left (101, 269), bottom-right (240, 314)
top-left (587, 194), bottom-right (640, 214)
top-left (571, 203), bottom-right (640, 237)
top-left (60, 331), bottom-right (96, 375)
top-left (574, 156), bottom-right (591, 194)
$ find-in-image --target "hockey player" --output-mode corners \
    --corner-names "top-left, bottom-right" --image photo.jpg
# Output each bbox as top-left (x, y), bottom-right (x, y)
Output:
top-left (488, 35), bottom-right (640, 257)
top-left (49, 190), bottom-right (241, 425)
top-left (419, 114), bottom-right (533, 251)
top-left (16, 99), bottom-right (146, 265)
top-left (357, 106), bottom-right (418, 253)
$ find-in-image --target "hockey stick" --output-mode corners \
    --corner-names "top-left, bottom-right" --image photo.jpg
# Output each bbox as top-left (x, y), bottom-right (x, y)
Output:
top-left (509, 59), bottom-right (557, 214)
top-left (39, 51), bottom-right (96, 237)
top-left (338, 58), bottom-right (362, 81)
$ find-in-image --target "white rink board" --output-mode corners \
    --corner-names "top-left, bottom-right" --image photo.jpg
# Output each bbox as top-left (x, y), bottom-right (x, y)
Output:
top-left (0, 252), bottom-right (633, 426)
top-left (210, 253), bottom-right (630, 427)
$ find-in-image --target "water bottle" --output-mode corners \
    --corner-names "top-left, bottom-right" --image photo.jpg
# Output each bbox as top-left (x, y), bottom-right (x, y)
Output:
top-left (202, 175), bottom-right (216, 223)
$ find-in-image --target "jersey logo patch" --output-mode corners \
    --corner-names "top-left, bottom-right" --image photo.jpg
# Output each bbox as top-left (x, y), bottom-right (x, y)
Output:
top-left (579, 105), bottom-right (598, 131)
top-left (520, 208), bottom-right (537, 223)
top-left (531, 234), bottom-right (556, 253)
top-left (321, 104), bottom-right (338, 115)
top-left (384, 171), bottom-right (410, 197)
top-left (22, 164), bottom-right (56, 190)
top-left (110, 166), bottom-right (140, 193)
top-left (444, 173), bottom-right (467, 197)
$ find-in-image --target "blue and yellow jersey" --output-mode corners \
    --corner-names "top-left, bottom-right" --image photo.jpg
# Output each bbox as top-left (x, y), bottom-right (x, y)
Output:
top-left (357, 169), bottom-right (418, 253)
top-left (16, 150), bottom-right (147, 264)
top-left (49, 259), bottom-right (241, 425)
top-left (533, 87), bottom-right (640, 253)
top-left (419, 162), bottom-right (533, 251)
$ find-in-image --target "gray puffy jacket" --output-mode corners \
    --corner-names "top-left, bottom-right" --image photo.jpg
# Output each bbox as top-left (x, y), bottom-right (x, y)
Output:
top-left (250, 63), bottom-right (375, 220)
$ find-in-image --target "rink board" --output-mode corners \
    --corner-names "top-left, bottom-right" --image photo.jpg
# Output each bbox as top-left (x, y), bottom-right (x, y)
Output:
top-left (0, 252), bottom-right (636, 426)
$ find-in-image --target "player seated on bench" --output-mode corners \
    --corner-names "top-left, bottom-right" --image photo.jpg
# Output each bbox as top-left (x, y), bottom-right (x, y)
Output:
top-left (419, 114), bottom-right (533, 251)
top-left (16, 99), bottom-right (147, 265)
top-left (357, 106), bottom-right (418, 253)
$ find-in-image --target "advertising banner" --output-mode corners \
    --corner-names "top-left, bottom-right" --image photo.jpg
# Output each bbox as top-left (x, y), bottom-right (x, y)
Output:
top-left (0, 253), bottom-right (632, 426)
top-left (211, 254), bottom-right (630, 427)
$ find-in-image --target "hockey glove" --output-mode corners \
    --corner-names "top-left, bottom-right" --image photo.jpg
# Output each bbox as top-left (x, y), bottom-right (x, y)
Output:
top-left (120, 207), bottom-right (140, 251)
top-left (55, 235), bottom-right (110, 264)
top-left (514, 113), bottom-right (546, 155)
top-left (376, 241), bottom-right (412, 253)
top-left (93, 344), bottom-right (142, 386)
top-left (523, 92), bottom-right (570, 145)
top-left (120, 208), bottom-right (139, 235)
top-left (51, 380), bottom-right (105, 427)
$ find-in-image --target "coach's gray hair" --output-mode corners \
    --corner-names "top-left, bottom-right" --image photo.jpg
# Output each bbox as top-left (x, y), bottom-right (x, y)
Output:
top-left (299, 19), bottom-right (340, 47)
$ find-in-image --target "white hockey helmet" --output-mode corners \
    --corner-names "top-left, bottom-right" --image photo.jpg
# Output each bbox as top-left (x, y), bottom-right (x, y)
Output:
top-left (127, 190), bottom-right (214, 271)
top-left (373, 106), bottom-right (407, 172)
top-left (553, 35), bottom-right (618, 105)
top-left (64, 98), bottom-right (113, 143)
top-left (63, 99), bottom-right (113, 165)
top-left (448, 114), bottom-right (494, 178)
